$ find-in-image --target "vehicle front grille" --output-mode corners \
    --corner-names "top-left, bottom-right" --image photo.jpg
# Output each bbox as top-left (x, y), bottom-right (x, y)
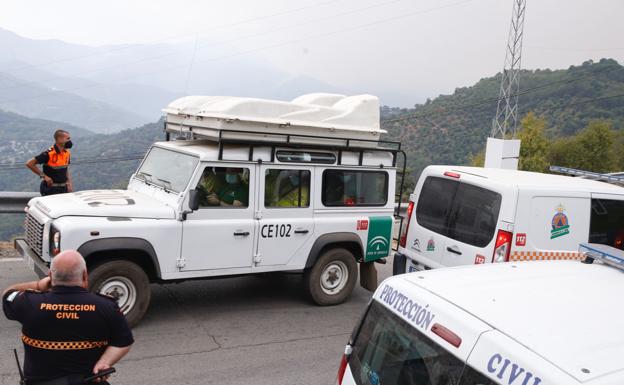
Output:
top-left (25, 213), bottom-right (44, 257)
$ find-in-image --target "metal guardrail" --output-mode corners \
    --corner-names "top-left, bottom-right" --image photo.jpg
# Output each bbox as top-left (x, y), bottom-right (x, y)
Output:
top-left (0, 192), bottom-right (38, 213)
top-left (0, 192), bottom-right (408, 236)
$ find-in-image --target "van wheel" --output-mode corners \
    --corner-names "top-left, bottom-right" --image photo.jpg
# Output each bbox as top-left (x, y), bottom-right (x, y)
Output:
top-left (304, 248), bottom-right (357, 306)
top-left (89, 260), bottom-right (151, 327)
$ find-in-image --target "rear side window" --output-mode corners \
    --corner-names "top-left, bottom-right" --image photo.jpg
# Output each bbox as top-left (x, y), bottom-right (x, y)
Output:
top-left (590, 199), bottom-right (624, 249)
top-left (349, 301), bottom-right (497, 385)
top-left (416, 177), bottom-right (458, 235)
top-left (264, 169), bottom-right (310, 208)
top-left (448, 183), bottom-right (502, 247)
top-left (322, 170), bottom-right (388, 207)
top-left (416, 176), bottom-right (501, 247)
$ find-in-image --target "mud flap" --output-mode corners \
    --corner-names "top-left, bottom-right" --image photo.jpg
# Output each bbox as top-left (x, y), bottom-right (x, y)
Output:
top-left (359, 262), bottom-right (378, 292)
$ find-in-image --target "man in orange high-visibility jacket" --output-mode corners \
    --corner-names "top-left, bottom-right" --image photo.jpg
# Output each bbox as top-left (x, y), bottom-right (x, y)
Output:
top-left (26, 130), bottom-right (73, 196)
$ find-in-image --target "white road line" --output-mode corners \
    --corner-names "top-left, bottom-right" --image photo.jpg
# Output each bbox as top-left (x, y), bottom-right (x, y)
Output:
top-left (0, 258), bottom-right (24, 262)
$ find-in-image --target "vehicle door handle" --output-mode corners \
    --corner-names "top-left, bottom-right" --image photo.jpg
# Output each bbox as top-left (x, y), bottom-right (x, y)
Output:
top-left (446, 246), bottom-right (462, 255)
top-left (294, 229), bottom-right (309, 234)
top-left (233, 231), bottom-right (250, 236)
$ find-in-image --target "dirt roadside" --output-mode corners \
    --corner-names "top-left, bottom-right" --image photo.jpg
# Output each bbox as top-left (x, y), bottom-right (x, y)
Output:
top-left (0, 241), bottom-right (19, 258)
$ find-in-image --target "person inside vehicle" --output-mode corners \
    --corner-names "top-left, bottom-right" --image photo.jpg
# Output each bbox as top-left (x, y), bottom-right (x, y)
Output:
top-left (207, 168), bottom-right (248, 207)
top-left (275, 171), bottom-right (309, 207)
top-left (197, 167), bottom-right (224, 206)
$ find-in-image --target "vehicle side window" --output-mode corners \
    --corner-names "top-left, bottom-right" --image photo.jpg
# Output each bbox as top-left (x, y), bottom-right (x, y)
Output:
top-left (264, 169), bottom-right (310, 208)
top-left (195, 166), bottom-right (249, 208)
top-left (276, 151), bottom-right (335, 164)
top-left (322, 170), bottom-right (388, 207)
top-left (415, 177), bottom-right (458, 235)
top-left (590, 198), bottom-right (624, 249)
top-left (447, 183), bottom-right (502, 247)
top-left (458, 367), bottom-right (498, 385)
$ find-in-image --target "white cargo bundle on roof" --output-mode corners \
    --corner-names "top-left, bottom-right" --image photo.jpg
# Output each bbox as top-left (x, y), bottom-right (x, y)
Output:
top-left (163, 93), bottom-right (384, 146)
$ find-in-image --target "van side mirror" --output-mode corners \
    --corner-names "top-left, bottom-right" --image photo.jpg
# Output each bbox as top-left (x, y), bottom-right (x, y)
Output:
top-left (189, 189), bottom-right (200, 211)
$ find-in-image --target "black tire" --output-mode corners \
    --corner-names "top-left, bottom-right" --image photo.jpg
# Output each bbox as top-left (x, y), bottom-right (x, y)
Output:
top-left (304, 248), bottom-right (357, 306)
top-left (89, 260), bottom-right (151, 327)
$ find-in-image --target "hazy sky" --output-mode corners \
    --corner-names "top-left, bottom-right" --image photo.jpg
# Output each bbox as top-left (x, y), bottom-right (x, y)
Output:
top-left (2, 0), bottom-right (623, 105)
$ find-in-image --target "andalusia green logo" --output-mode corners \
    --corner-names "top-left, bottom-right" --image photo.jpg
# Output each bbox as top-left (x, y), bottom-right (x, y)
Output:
top-left (365, 216), bottom-right (392, 261)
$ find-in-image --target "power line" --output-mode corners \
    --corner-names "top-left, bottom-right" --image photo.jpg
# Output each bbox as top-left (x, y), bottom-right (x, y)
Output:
top-left (0, 0), bottom-right (474, 105)
top-left (565, 92), bottom-right (624, 107)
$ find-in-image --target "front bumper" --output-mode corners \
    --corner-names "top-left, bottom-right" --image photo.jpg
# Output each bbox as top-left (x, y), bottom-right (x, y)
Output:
top-left (14, 238), bottom-right (49, 278)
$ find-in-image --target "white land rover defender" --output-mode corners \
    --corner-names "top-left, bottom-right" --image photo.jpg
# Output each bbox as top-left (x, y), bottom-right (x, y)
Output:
top-left (15, 93), bottom-right (408, 326)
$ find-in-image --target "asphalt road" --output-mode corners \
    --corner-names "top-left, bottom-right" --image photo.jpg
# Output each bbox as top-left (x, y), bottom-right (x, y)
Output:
top-left (0, 255), bottom-right (393, 385)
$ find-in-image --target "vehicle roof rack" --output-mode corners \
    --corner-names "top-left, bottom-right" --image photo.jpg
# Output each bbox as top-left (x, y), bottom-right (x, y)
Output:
top-left (550, 165), bottom-right (624, 186)
top-left (164, 120), bottom-right (403, 164)
top-left (579, 243), bottom-right (624, 271)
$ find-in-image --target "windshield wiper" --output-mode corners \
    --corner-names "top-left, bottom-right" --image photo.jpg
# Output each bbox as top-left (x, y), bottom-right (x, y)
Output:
top-left (157, 178), bottom-right (173, 192)
top-left (137, 171), bottom-right (154, 183)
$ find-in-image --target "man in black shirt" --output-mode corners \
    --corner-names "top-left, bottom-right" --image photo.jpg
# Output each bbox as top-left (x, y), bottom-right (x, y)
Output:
top-left (26, 130), bottom-right (73, 196)
top-left (2, 250), bottom-right (134, 384)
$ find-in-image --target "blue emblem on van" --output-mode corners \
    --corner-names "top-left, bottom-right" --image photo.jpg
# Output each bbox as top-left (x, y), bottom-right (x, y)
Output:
top-left (368, 370), bottom-right (380, 385)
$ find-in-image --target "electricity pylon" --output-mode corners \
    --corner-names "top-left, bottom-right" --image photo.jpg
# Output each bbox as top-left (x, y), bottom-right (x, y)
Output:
top-left (491, 0), bottom-right (527, 138)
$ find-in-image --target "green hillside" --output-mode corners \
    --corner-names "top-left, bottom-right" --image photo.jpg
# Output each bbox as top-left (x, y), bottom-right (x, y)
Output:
top-left (382, 58), bottom-right (624, 178)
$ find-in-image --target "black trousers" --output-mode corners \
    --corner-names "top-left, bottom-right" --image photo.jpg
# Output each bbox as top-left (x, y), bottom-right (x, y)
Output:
top-left (39, 182), bottom-right (68, 196)
top-left (26, 376), bottom-right (109, 385)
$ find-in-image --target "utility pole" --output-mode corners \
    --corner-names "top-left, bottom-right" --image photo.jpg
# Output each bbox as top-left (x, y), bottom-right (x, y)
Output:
top-left (491, 0), bottom-right (527, 139)
top-left (485, 0), bottom-right (526, 169)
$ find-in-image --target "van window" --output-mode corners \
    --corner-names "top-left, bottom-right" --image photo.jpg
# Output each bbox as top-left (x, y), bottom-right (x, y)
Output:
top-left (322, 170), bottom-right (388, 207)
top-left (264, 169), bottom-right (310, 208)
top-left (349, 301), bottom-right (497, 385)
top-left (416, 177), bottom-right (501, 247)
top-left (416, 177), bottom-right (458, 235)
top-left (590, 198), bottom-right (624, 249)
top-left (448, 183), bottom-right (502, 247)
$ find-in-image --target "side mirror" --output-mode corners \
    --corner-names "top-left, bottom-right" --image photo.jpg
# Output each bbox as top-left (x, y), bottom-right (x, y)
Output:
top-left (188, 189), bottom-right (200, 211)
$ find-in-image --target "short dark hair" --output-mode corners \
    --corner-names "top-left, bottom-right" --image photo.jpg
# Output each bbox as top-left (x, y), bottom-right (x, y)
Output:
top-left (54, 130), bottom-right (69, 140)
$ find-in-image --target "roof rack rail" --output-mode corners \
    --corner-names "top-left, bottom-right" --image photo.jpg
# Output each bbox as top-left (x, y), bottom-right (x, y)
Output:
top-left (550, 165), bottom-right (624, 186)
top-left (579, 243), bottom-right (624, 271)
top-left (164, 121), bottom-right (403, 163)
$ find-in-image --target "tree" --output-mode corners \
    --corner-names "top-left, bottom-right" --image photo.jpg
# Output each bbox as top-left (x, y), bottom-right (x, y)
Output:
top-left (573, 120), bottom-right (617, 172)
top-left (469, 149), bottom-right (485, 167)
top-left (517, 112), bottom-right (549, 172)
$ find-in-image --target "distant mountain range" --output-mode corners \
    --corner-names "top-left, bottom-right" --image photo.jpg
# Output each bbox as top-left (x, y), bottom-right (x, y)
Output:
top-left (0, 27), bottom-right (341, 132)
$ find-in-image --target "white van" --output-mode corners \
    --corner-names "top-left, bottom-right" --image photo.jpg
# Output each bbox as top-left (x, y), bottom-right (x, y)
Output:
top-left (15, 94), bottom-right (408, 326)
top-left (337, 244), bottom-right (624, 385)
top-left (394, 165), bottom-right (624, 274)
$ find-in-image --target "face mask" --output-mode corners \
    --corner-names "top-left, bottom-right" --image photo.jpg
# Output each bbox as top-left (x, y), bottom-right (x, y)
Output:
top-left (288, 175), bottom-right (300, 186)
top-left (64, 140), bottom-right (73, 149)
top-left (341, 174), bottom-right (352, 183)
top-left (225, 174), bottom-right (239, 184)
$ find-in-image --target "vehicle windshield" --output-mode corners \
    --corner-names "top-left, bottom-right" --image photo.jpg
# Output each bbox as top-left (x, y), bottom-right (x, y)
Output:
top-left (349, 301), bottom-right (497, 385)
top-left (135, 146), bottom-right (199, 193)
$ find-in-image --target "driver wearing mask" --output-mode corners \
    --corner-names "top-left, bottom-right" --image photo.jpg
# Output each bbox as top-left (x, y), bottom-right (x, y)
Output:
top-left (207, 168), bottom-right (248, 207)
